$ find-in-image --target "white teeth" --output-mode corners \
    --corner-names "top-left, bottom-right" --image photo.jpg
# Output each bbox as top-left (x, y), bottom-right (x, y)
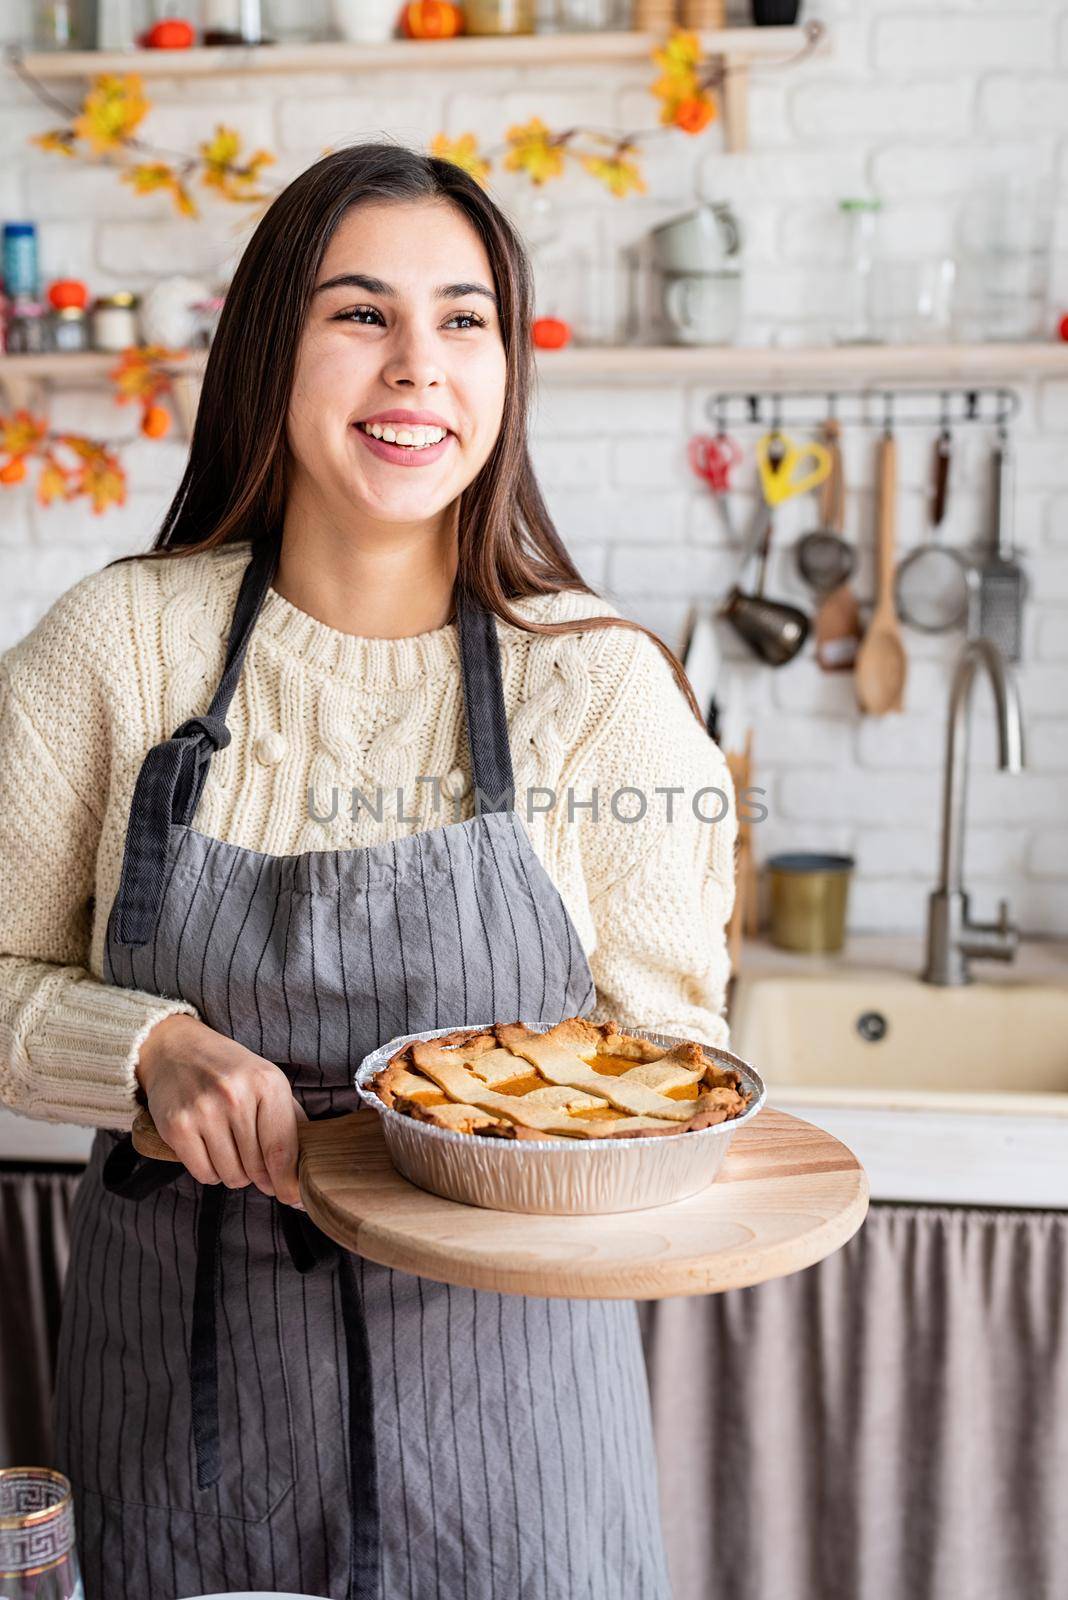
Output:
top-left (361, 421), bottom-right (448, 448)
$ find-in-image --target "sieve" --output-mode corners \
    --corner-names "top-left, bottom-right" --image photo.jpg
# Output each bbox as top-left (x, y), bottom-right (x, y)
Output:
top-left (894, 424), bottom-right (972, 633)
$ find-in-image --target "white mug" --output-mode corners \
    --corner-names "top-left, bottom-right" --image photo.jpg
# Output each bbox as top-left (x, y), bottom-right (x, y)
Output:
top-left (332, 0), bottom-right (400, 41)
top-left (663, 271), bottom-right (742, 345)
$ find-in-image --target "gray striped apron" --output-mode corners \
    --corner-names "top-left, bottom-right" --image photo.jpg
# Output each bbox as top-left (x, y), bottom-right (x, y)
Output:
top-left (52, 531), bottom-right (674, 1600)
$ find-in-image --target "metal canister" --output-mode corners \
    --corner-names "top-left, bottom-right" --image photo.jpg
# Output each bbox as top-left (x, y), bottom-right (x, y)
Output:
top-left (766, 852), bottom-right (855, 953)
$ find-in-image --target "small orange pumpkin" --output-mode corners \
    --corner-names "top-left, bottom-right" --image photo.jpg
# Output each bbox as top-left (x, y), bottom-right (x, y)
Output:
top-left (532, 316), bottom-right (571, 350)
top-left (142, 16), bottom-right (196, 46)
top-left (400, 0), bottom-right (463, 37)
top-left (47, 278), bottom-right (89, 311)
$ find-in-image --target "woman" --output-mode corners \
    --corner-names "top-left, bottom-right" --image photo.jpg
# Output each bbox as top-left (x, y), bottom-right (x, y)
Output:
top-left (0, 144), bottom-right (737, 1598)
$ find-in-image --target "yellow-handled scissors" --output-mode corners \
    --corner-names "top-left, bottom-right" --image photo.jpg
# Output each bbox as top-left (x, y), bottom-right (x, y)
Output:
top-left (756, 430), bottom-right (832, 507)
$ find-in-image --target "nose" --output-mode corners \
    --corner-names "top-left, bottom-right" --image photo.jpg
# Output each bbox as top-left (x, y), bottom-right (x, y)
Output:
top-left (380, 321), bottom-right (446, 390)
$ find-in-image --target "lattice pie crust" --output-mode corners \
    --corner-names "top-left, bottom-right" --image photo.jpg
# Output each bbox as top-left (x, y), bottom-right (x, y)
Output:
top-left (369, 1016), bottom-right (751, 1140)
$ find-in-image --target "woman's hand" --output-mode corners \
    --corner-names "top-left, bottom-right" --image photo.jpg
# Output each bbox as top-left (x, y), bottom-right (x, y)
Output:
top-left (135, 1013), bottom-right (306, 1207)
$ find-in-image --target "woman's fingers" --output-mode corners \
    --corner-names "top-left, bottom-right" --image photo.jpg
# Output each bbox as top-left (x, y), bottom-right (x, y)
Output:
top-left (228, 1090), bottom-right (276, 1198)
top-left (258, 1091), bottom-right (303, 1208)
top-left (167, 1126), bottom-right (221, 1188)
top-left (201, 1120), bottom-right (252, 1190)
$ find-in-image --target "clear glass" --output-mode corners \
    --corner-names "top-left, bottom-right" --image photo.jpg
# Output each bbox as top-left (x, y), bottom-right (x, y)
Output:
top-left (0, 1469), bottom-right (83, 1600)
top-left (463, 0), bottom-right (534, 32)
top-left (33, 0), bottom-right (99, 47)
top-left (263, 0), bottom-right (332, 39)
top-left (572, 246), bottom-right (634, 345)
top-left (952, 175), bottom-right (1053, 342)
top-left (869, 258), bottom-right (956, 344)
top-left (832, 198), bottom-right (883, 345)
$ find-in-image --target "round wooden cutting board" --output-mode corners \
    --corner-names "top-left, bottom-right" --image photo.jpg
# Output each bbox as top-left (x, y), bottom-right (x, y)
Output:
top-left (132, 1106), bottom-right (868, 1299)
top-left (298, 1107), bottom-right (868, 1299)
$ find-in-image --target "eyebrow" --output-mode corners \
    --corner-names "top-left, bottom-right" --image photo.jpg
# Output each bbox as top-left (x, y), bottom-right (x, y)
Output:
top-left (314, 272), bottom-right (499, 310)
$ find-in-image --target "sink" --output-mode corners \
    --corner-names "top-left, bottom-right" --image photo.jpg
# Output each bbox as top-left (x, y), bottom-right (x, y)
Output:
top-left (729, 964), bottom-right (1068, 1209)
top-left (729, 970), bottom-right (1068, 1111)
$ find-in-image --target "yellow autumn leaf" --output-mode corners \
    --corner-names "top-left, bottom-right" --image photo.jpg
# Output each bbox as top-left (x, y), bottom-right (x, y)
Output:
top-left (109, 346), bottom-right (180, 404)
top-left (37, 456), bottom-right (71, 507)
top-left (72, 447), bottom-right (127, 514)
top-left (121, 161), bottom-right (177, 195)
top-left (73, 75), bottom-right (149, 154)
top-left (430, 132), bottom-right (491, 187)
top-left (580, 150), bottom-right (647, 199)
top-left (199, 126), bottom-right (276, 201)
top-left (0, 411), bottom-right (48, 457)
top-left (503, 118), bottom-right (566, 186)
top-left (651, 29), bottom-right (702, 76)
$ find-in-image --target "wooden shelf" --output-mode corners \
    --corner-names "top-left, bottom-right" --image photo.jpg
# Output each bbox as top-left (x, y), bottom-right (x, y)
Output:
top-left (2, 342), bottom-right (1065, 417)
top-left (534, 341), bottom-right (1068, 383)
top-left (15, 27), bottom-right (809, 78)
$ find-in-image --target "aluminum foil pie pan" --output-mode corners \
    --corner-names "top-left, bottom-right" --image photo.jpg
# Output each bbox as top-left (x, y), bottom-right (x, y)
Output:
top-left (354, 1022), bottom-right (767, 1215)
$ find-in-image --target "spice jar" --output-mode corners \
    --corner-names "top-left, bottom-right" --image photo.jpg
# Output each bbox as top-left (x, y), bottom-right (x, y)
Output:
top-left (463, 0), bottom-right (533, 33)
top-left (51, 305), bottom-right (90, 352)
top-left (4, 301), bottom-right (49, 354)
top-left (90, 291), bottom-right (140, 352)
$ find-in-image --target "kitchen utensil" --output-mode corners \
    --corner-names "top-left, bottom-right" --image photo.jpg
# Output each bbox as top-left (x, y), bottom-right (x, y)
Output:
top-left (766, 852), bottom-right (855, 954)
top-left (721, 506), bottom-right (811, 667)
top-left (894, 425), bottom-right (973, 633)
top-left (795, 418), bottom-right (854, 594)
top-left (756, 429), bottom-right (832, 506)
top-left (688, 430), bottom-right (743, 538)
top-left (855, 428), bottom-right (907, 714)
top-left (969, 429), bottom-right (1027, 662)
top-left (815, 581), bottom-right (863, 672)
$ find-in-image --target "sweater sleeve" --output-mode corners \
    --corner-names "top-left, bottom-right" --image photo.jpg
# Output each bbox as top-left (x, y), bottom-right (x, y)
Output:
top-left (569, 626), bottom-right (737, 1050)
top-left (0, 611), bottom-right (199, 1130)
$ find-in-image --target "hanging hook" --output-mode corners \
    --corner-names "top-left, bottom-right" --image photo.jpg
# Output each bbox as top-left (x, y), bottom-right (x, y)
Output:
top-left (938, 389), bottom-right (952, 440)
top-left (965, 389), bottom-right (979, 422)
top-left (747, 393), bottom-right (761, 426)
top-left (826, 391), bottom-right (838, 423)
top-left (770, 392), bottom-right (783, 434)
top-left (882, 390), bottom-right (894, 437)
top-left (714, 393), bottom-right (728, 439)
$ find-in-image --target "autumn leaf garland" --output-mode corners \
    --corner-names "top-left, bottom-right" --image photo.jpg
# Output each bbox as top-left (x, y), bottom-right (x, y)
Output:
top-left (24, 33), bottom-right (723, 215)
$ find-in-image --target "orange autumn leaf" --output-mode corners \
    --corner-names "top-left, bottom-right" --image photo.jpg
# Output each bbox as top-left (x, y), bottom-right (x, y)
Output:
top-left (0, 411), bottom-right (48, 456)
top-left (73, 74), bottom-right (149, 154)
top-left (32, 128), bottom-right (78, 158)
top-left (110, 346), bottom-right (180, 404)
top-left (0, 458), bottom-right (28, 486)
top-left (121, 162), bottom-right (199, 217)
top-left (672, 94), bottom-right (717, 133)
top-left (429, 132), bottom-right (491, 187)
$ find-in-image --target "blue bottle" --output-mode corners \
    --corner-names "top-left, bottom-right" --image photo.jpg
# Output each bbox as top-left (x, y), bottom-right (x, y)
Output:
top-left (3, 223), bottom-right (40, 301)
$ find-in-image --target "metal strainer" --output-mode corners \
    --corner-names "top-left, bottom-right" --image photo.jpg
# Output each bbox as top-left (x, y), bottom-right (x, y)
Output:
top-left (894, 425), bottom-right (972, 633)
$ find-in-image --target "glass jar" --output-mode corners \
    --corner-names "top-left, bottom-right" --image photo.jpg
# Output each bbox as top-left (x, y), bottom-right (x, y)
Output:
top-left (90, 291), bottom-right (140, 352)
top-left (5, 301), bottom-right (50, 354)
top-left (463, 0), bottom-right (533, 34)
top-left (33, 0), bottom-right (99, 47)
top-left (0, 1468), bottom-right (84, 1600)
top-left (833, 196), bottom-right (882, 345)
top-left (51, 305), bottom-right (90, 351)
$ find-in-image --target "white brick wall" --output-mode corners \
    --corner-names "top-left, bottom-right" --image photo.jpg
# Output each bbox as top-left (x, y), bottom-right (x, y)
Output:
top-left (1, 0), bottom-right (1067, 934)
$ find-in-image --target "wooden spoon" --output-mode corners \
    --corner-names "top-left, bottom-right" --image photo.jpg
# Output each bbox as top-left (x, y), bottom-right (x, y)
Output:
top-left (855, 430), bottom-right (907, 714)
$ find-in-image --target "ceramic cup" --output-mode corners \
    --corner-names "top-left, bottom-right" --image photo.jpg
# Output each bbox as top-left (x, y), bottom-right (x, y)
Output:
top-left (332, 0), bottom-right (399, 41)
top-left (662, 270), bottom-right (742, 345)
top-left (649, 203), bottom-right (742, 274)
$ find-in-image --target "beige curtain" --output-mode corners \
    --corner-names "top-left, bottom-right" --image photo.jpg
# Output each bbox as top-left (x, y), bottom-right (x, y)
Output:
top-left (638, 1202), bottom-right (1068, 1600)
top-left (5, 1178), bottom-right (1067, 1600)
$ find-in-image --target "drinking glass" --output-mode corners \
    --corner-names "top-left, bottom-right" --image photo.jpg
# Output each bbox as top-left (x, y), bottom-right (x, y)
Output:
top-left (0, 1469), bottom-right (83, 1600)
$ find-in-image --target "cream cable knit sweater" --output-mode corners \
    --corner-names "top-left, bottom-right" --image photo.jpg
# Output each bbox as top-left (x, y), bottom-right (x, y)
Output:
top-left (0, 540), bottom-right (736, 1130)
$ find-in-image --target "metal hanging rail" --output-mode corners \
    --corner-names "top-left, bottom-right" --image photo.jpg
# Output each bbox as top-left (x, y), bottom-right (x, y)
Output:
top-left (704, 385), bottom-right (1021, 433)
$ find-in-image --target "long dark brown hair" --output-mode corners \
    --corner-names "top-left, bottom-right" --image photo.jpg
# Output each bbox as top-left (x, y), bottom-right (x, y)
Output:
top-left (106, 142), bottom-right (705, 723)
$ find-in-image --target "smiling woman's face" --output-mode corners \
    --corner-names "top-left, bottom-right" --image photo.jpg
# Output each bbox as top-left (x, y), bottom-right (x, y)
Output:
top-left (285, 197), bottom-right (508, 531)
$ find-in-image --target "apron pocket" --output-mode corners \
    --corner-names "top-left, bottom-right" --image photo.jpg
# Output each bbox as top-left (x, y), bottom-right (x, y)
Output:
top-left (58, 1150), bottom-right (297, 1526)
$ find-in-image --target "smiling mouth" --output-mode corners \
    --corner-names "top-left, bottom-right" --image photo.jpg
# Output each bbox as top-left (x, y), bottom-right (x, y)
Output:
top-left (356, 420), bottom-right (451, 451)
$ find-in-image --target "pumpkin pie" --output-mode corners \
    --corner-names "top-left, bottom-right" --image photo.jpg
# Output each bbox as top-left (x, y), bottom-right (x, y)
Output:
top-left (369, 1015), bottom-right (751, 1141)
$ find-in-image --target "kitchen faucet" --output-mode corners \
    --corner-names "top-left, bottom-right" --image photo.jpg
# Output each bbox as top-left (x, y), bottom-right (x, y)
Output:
top-left (922, 637), bottom-right (1025, 986)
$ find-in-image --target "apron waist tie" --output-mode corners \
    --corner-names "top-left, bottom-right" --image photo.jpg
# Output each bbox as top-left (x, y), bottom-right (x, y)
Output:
top-left (101, 1127), bottom-right (382, 1600)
